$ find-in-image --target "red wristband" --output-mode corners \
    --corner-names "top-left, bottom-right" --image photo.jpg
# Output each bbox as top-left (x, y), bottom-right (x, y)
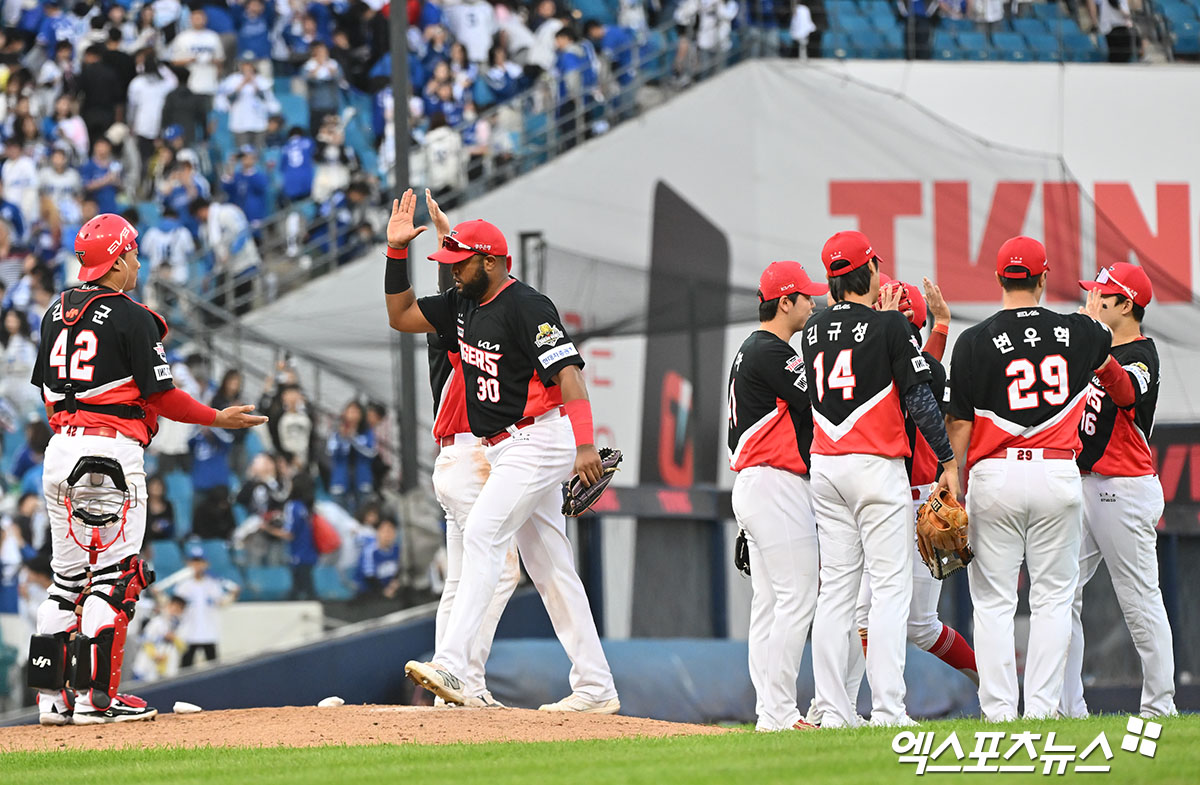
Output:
top-left (563, 399), bottom-right (594, 447)
top-left (932, 323), bottom-right (949, 335)
top-left (385, 245), bottom-right (408, 260)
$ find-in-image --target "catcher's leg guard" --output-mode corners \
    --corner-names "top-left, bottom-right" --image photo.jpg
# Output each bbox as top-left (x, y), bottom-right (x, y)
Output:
top-left (75, 555), bottom-right (155, 711)
top-left (28, 632), bottom-right (70, 690)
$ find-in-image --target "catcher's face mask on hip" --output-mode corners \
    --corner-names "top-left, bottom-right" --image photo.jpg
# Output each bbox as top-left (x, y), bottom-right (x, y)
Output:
top-left (57, 456), bottom-right (138, 559)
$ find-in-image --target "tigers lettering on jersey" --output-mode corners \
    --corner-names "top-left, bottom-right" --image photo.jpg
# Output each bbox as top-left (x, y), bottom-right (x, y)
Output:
top-left (32, 286), bottom-right (175, 444)
top-left (417, 278), bottom-right (583, 437)
top-left (947, 309), bottom-right (1111, 470)
top-left (800, 302), bottom-right (931, 458)
top-left (1077, 337), bottom-right (1159, 477)
top-left (727, 331), bottom-right (813, 474)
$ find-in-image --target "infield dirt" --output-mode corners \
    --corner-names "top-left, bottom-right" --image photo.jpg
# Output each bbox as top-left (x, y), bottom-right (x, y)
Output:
top-left (0, 705), bottom-right (729, 752)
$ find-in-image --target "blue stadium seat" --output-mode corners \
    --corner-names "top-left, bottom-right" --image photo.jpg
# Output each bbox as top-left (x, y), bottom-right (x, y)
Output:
top-left (821, 32), bottom-right (852, 58)
top-left (165, 472), bottom-right (193, 539)
top-left (956, 31), bottom-right (992, 59)
top-left (827, 0), bottom-right (862, 23)
top-left (1025, 32), bottom-right (1063, 60)
top-left (1159, 0), bottom-right (1199, 19)
top-left (1032, 2), bottom-right (1067, 20)
top-left (149, 540), bottom-right (184, 579)
top-left (137, 200), bottom-right (161, 228)
top-left (880, 27), bottom-right (906, 57)
top-left (1011, 17), bottom-right (1048, 35)
top-left (932, 30), bottom-right (960, 59)
top-left (849, 30), bottom-right (885, 57)
top-left (940, 18), bottom-right (975, 33)
top-left (314, 566), bottom-right (356, 601)
top-left (991, 31), bottom-right (1030, 60)
top-left (865, 6), bottom-right (898, 29)
top-left (242, 566), bottom-right (293, 601)
top-left (1172, 18), bottom-right (1200, 54)
top-left (277, 94), bottom-right (309, 132)
top-left (572, 0), bottom-right (619, 25)
top-left (838, 15), bottom-right (874, 33)
top-left (200, 539), bottom-right (241, 583)
top-left (1063, 32), bottom-right (1100, 61)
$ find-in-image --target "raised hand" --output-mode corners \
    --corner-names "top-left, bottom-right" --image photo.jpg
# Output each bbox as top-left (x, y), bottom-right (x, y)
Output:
top-left (876, 281), bottom-right (904, 312)
top-left (922, 276), bottom-right (951, 326)
top-left (387, 188), bottom-right (428, 249)
top-left (1079, 287), bottom-right (1103, 321)
top-left (425, 188), bottom-right (451, 241)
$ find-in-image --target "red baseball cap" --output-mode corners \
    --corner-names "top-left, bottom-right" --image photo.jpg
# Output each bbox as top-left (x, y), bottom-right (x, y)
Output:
top-left (428, 219), bottom-right (510, 266)
top-left (822, 231), bottom-right (877, 277)
top-left (996, 236), bottom-right (1048, 279)
top-left (904, 282), bottom-right (927, 329)
top-left (1079, 262), bottom-right (1153, 307)
top-left (758, 260), bottom-right (828, 301)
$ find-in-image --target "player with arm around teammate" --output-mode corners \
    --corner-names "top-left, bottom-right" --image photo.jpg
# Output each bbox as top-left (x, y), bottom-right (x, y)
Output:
top-left (802, 231), bottom-right (960, 728)
top-left (727, 261), bottom-right (827, 732)
top-left (382, 190), bottom-right (619, 713)
top-left (1060, 262), bottom-right (1176, 719)
top-left (944, 236), bottom-right (1112, 722)
top-left (27, 213), bottom-right (266, 725)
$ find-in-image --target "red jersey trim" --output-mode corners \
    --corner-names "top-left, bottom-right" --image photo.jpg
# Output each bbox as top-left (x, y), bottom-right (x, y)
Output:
top-left (812, 384), bottom-right (911, 458)
top-left (432, 354), bottom-right (472, 441)
top-left (1089, 415), bottom-right (1155, 477)
top-left (965, 389), bottom-right (1089, 470)
top-left (519, 371), bottom-right (564, 421)
top-left (480, 277), bottom-right (517, 306)
top-left (729, 401), bottom-right (808, 475)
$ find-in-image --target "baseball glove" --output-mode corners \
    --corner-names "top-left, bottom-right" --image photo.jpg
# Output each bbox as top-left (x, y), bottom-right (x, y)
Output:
top-left (561, 448), bottom-right (623, 517)
top-left (734, 530), bottom-right (751, 577)
top-left (916, 487), bottom-right (974, 580)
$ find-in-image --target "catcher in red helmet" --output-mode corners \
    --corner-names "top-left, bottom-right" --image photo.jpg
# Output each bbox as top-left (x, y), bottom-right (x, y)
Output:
top-left (25, 214), bottom-right (266, 726)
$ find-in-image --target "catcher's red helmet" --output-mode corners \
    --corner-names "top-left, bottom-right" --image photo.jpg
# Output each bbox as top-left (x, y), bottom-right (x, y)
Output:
top-left (75, 213), bottom-right (138, 282)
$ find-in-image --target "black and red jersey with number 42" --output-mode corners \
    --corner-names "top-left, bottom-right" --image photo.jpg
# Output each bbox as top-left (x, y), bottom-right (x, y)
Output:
top-left (726, 330), bottom-right (813, 474)
top-left (417, 277), bottom-right (583, 438)
top-left (31, 285), bottom-right (175, 444)
top-left (1077, 337), bottom-right (1159, 477)
top-left (800, 302), bottom-right (932, 459)
top-left (947, 308), bottom-right (1111, 470)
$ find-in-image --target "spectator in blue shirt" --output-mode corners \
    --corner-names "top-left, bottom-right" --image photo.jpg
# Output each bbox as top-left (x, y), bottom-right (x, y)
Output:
top-left (482, 44), bottom-right (525, 105)
top-left (326, 400), bottom-right (377, 513)
top-left (282, 472), bottom-right (318, 600)
top-left (35, 0), bottom-right (74, 51)
top-left (423, 78), bottom-right (465, 128)
top-left (222, 147), bottom-right (270, 229)
top-left (280, 127), bottom-right (316, 203)
top-left (0, 182), bottom-right (26, 246)
top-left (78, 138), bottom-right (124, 215)
top-left (237, 0), bottom-right (274, 66)
top-left (356, 517), bottom-right (401, 598)
top-left (160, 150), bottom-right (211, 237)
top-left (189, 427), bottom-right (236, 540)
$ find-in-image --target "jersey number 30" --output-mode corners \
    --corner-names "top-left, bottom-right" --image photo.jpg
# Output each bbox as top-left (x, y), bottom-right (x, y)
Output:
top-left (812, 349), bottom-right (856, 402)
top-left (49, 330), bottom-right (99, 382)
top-left (477, 377), bottom-right (500, 403)
top-left (1005, 356), bottom-right (1068, 411)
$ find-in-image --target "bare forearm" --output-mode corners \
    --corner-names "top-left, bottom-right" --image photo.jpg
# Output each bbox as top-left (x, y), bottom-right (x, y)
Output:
top-left (946, 415), bottom-right (973, 464)
top-left (555, 365), bottom-right (589, 404)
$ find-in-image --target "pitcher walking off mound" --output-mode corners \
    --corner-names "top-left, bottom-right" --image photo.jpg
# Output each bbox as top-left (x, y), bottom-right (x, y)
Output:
top-left (382, 190), bottom-right (618, 712)
top-left (945, 236), bottom-right (1112, 721)
top-left (1060, 262), bottom-right (1176, 718)
top-left (802, 231), bottom-right (959, 728)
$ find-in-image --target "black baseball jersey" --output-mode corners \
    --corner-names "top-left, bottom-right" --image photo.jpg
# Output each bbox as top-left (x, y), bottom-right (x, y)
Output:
top-left (947, 308), bottom-right (1111, 470)
top-left (1078, 337), bottom-right (1158, 477)
top-left (907, 341), bottom-right (948, 487)
top-left (417, 277), bottom-right (583, 437)
top-left (800, 302), bottom-right (931, 458)
top-left (727, 330), bottom-right (813, 474)
top-left (32, 285), bottom-right (174, 444)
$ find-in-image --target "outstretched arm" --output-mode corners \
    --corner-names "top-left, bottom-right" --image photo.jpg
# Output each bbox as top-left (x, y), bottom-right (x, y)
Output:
top-left (384, 189), bottom-right (436, 333)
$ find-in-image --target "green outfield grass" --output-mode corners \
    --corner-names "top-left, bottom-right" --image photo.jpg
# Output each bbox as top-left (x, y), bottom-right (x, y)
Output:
top-left (2, 714), bottom-right (1196, 784)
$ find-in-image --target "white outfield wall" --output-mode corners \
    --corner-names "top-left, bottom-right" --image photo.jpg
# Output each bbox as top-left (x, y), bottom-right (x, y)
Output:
top-left (236, 59), bottom-right (1200, 638)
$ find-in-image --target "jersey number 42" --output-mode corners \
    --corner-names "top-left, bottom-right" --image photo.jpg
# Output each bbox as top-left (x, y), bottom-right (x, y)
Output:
top-left (49, 330), bottom-right (99, 382)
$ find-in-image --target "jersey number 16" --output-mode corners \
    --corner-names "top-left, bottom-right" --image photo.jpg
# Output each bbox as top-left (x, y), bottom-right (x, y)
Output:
top-left (49, 330), bottom-right (99, 382)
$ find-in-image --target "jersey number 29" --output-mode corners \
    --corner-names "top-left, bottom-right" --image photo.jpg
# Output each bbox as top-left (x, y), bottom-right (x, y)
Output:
top-left (812, 349), bottom-right (856, 402)
top-left (1005, 356), bottom-right (1068, 411)
top-left (49, 330), bottom-right (99, 382)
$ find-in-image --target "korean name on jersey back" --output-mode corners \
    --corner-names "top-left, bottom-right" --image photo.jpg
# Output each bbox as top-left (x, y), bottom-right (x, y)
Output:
top-left (947, 308), bottom-right (1111, 469)
top-left (1077, 337), bottom-right (1159, 477)
top-left (416, 279), bottom-right (584, 437)
top-left (727, 331), bottom-right (814, 474)
top-left (33, 287), bottom-right (174, 443)
top-left (799, 302), bottom-right (932, 459)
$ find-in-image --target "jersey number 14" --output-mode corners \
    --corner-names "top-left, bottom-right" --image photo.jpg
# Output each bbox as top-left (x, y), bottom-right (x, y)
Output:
top-left (49, 330), bottom-right (99, 382)
top-left (813, 350), bottom-right (856, 402)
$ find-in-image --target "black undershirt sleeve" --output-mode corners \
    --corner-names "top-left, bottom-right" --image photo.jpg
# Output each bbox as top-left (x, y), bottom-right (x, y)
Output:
top-left (904, 383), bottom-right (954, 463)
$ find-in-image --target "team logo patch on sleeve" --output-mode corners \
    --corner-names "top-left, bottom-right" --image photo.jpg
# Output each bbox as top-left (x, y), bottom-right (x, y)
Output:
top-left (912, 355), bottom-right (930, 373)
top-left (1125, 362), bottom-right (1151, 394)
top-left (155, 364), bottom-right (173, 381)
top-left (154, 342), bottom-right (167, 362)
top-left (785, 356), bottom-right (803, 373)
top-left (539, 342), bottom-right (579, 368)
top-left (534, 323), bottom-right (565, 348)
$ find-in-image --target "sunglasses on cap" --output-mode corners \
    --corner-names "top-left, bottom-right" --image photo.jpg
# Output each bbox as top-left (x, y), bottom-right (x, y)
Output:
top-left (442, 235), bottom-right (482, 255)
top-left (1095, 266), bottom-right (1137, 301)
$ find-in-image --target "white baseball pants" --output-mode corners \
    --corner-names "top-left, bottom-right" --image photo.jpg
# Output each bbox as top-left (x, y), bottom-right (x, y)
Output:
top-left (431, 435), bottom-right (522, 697)
top-left (433, 415), bottom-right (616, 701)
top-left (1061, 473), bottom-right (1175, 718)
top-left (733, 467), bottom-right (819, 731)
top-left (810, 453), bottom-right (913, 726)
top-left (37, 432), bottom-right (148, 714)
top-left (967, 453), bottom-right (1082, 721)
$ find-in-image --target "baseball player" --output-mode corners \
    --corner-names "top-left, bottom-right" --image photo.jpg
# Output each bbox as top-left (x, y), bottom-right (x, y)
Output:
top-left (945, 235), bottom-right (1112, 721)
top-left (1061, 262), bottom-right (1175, 718)
top-left (802, 231), bottom-right (959, 728)
top-left (27, 213), bottom-right (266, 725)
top-left (843, 279), bottom-right (978, 709)
top-left (425, 191), bottom-right (522, 707)
top-left (727, 260), bottom-right (827, 732)
top-left (382, 190), bottom-right (619, 713)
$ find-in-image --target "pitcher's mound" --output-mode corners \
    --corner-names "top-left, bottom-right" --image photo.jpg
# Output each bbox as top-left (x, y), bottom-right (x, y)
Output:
top-left (0, 705), bottom-right (730, 752)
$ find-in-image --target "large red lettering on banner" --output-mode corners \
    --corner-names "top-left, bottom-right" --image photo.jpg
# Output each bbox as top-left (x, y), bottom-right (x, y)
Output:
top-left (1094, 183), bottom-right (1191, 303)
top-left (828, 181), bottom-right (922, 278)
top-left (933, 182), bottom-right (1035, 302)
top-left (1042, 182), bottom-right (1082, 301)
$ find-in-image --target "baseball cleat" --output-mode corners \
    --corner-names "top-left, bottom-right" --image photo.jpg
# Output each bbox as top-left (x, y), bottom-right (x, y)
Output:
top-left (869, 714), bottom-right (919, 728)
top-left (38, 710), bottom-right (72, 726)
top-left (463, 691), bottom-right (506, 708)
top-left (405, 660), bottom-right (467, 706)
top-left (73, 695), bottom-right (158, 725)
top-left (538, 694), bottom-right (621, 714)
top-left (791, 718), bottom-right (819, 731)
